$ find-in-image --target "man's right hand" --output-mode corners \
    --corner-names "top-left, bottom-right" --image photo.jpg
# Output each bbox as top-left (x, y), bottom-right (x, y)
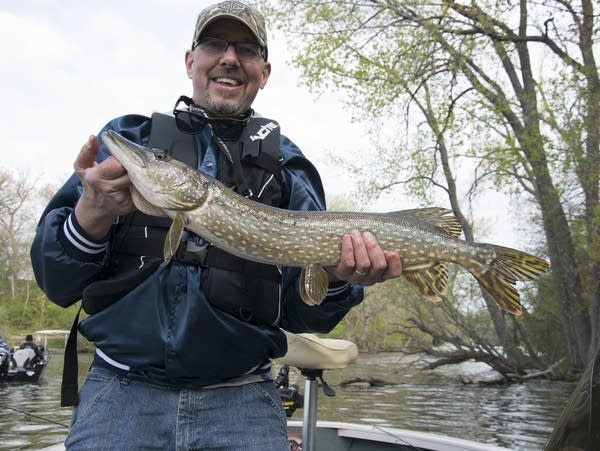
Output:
top-left (73, 135), bottom-right (136, 240)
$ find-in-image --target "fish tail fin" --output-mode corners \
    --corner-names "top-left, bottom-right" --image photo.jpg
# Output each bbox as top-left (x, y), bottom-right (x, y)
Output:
top-left (470, 246), bottom-right (550, 316)
top-left (403, 263), bottom-right (449, 302)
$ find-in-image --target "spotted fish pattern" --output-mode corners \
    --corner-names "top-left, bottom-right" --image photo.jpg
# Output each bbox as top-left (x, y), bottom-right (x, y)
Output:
top-left (103, 130), bottom-right (550, 316)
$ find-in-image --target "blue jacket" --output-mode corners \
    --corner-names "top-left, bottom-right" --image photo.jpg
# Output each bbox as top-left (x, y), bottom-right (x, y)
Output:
top-left (30, 114), bottom-right (364, 386)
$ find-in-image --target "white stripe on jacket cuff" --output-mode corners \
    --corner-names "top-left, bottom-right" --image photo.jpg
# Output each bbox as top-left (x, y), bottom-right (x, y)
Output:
top-left (63, 213), bottom-right (108, 255)
top-left (326, 282), bottom-right (351, 297)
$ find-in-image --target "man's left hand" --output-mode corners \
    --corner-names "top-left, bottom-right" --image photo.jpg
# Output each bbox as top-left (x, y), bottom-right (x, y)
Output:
top-left (326, 230), bottom-right (403, 286)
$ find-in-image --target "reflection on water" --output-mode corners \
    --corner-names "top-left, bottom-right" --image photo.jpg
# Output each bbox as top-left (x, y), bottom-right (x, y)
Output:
top-left (0, 352), bottom-right (77, 450)
top-left (0, 352), bottom-right (573, 450)
top-left (294, 353), bottom-right (574, 450)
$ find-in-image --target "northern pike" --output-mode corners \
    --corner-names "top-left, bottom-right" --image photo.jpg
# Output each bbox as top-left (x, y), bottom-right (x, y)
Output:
top-left (102, 130), bottom-right (550, 316)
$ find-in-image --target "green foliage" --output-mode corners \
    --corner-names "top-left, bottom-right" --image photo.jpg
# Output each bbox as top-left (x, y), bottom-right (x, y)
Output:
top-left (329, 277), bottom-right (415, 351)
top-left (0, 168), bottom-right (73, 344)
top-left (0, 278), bottom-right (79, 344)
top-left (260, 0), bottom-right (600, 374)
top-left (520, 275), bottom-right (569, 373)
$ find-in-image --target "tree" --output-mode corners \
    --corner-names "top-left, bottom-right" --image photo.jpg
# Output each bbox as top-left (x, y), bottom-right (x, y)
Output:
top-left (262, 0), bottom-right (599, 375)
top-left (0, 170), bottom-right (76, 336)
top-left (0, 169), bottom-right (39, 299)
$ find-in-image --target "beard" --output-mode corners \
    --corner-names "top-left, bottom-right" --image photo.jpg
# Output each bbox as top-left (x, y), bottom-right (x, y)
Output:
top-left (197, 89), bottom-right (251, 118)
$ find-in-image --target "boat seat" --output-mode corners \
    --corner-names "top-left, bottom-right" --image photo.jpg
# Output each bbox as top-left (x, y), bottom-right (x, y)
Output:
top-left (12, 348), bottom-right (36, 368)
top-left (279, 330), bottom-right (358, 370)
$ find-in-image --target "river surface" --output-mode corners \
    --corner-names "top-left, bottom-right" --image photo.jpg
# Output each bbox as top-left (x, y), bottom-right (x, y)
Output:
top-left (0, 352), bottom-right (574, 450)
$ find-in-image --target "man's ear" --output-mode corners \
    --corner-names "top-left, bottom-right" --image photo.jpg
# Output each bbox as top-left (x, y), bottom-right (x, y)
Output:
top-left (260, 61), bottom-right (272, 89)
top-left (185, 50), bottom-right (194, 79)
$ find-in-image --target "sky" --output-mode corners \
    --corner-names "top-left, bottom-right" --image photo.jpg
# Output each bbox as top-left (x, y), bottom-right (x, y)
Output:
top-left (1, 0), bottom-right (368, 191)
top-left (0, 0), bottom-right (523, 248)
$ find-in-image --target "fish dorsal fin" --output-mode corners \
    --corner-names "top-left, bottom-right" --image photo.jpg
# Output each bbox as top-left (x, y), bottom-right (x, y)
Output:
top-left (387, 208), bottom-right (462, 238)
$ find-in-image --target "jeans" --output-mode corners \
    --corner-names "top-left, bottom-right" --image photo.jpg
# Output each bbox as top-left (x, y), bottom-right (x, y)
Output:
top-left (65, 365), bottom-right (289, 450)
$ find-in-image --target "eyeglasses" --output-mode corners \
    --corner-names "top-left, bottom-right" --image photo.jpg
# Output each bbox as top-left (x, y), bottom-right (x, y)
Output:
top-left (173, 95), bottom-right (251, 141)
top-left (193, 36), bottom-right (266, 62)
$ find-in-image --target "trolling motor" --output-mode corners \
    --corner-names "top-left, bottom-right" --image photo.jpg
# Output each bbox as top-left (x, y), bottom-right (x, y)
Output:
top-left (276, 364), bottom-right (304, 417)
top-left (276, 331), bottom-right (358, 451)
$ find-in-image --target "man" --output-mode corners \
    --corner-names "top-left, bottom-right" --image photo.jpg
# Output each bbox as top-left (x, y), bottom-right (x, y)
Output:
top-left (0, 336), bottom-right (9, 379)
top-left (19, 334), bottom-right (36, 350)
top-left (31, 2), bottom-right (402, 449)
top-left (0, 336), bottom-right (9, 354)
top-left (17, 334), bottom-right (44, 366)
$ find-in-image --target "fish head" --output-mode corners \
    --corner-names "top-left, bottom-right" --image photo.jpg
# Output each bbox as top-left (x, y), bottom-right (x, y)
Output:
top-left (102, 130), bottom-right (209, 213)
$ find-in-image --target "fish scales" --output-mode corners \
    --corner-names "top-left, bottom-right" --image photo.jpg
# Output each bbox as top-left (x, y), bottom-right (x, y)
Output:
top-left (102, 130), bottom-right (550, 315)
top-left (195, 187), bottom-right (496, 269)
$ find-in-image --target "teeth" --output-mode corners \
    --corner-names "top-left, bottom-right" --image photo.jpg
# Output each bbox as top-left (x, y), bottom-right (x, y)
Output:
top-left (215, 78), bottom-right (240, 86)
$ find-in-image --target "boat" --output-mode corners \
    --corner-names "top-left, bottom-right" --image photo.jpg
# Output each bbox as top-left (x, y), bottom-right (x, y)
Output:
top-left (286, 421), bottom-right (508, 450)
top-left (277, 332), bottom-right (509, 450)
top-left (0, 346), bottom-right (50, 383)
top-left (41, 422), bottom-right (508, 451)
top-left (40, 332), bottom-right (599, 450)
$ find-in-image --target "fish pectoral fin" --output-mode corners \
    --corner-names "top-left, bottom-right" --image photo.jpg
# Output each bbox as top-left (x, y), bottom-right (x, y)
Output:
top-left (163, 213), bottom-right (186, 262)
top-left (299, 265), bottom-right (329, 306)
top-left (403, 263), bottom-right (448, 303)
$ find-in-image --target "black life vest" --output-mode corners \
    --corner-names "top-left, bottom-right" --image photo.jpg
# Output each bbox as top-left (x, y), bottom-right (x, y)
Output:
top-left (63, 113), bottom-right (287, 407)
top-left (81, 112), bottom-right (285, 326)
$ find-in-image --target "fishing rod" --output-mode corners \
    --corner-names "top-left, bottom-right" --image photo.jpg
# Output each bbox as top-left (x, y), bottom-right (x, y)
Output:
top-left (0, 403), bottom-right (69, 428)
top-left (587, 345), bottom-right (599, 451)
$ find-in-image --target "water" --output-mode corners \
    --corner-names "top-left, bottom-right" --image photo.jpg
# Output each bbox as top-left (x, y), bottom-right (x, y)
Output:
top-left (311, 353), bottom-right (574, 450)
top-left (0, 353), bottom-right (76, 450)
top-left (0, 352), bottom-right (574, 450)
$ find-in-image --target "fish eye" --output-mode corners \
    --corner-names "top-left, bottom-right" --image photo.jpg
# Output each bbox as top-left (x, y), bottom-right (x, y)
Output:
top-left (153, 151), bottom-right (167, 160)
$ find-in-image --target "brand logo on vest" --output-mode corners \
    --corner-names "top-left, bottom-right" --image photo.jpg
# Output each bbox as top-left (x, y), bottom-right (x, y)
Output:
top-left (250, 122), bottom-right (278, 141)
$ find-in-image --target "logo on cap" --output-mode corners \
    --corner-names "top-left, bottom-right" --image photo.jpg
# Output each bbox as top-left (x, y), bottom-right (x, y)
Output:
top-left (216, 2), bottom-right (247, 14)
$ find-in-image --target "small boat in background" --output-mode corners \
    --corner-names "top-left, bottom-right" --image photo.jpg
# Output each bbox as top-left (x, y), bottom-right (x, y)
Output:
top-left (3, 347), bottom-right (50, 383)
top-left (0, 334), bottom-right (50, 383)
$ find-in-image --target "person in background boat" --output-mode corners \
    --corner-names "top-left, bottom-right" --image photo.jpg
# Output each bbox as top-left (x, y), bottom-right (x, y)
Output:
top-left (19, 334), bottom-right (44, 363)
top-left (0, 336), bottom-right (9, 353)
top-left (30, 1), bottom-right (403, 449)
top-left (0, 337), bottom-right (9, 379)
top-left (19, 334), bottom-right (36, 350)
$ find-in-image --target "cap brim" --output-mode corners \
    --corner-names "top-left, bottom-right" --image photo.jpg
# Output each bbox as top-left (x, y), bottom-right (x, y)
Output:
top-left (196, 14), bottom-right (266, 49)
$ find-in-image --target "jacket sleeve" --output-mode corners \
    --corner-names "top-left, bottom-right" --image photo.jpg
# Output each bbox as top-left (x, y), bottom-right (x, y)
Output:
top-left (277, 135), bottom-right (364, 333)
top-left (30, 115), bottom-right (152, 307)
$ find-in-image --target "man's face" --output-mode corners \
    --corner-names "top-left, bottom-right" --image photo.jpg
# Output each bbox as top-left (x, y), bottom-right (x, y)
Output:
top-left (185, 19), bottom-right (271, 117)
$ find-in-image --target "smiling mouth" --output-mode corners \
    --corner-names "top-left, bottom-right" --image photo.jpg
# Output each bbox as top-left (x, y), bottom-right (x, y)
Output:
top-left (214, 77), bottom-right (242, 87)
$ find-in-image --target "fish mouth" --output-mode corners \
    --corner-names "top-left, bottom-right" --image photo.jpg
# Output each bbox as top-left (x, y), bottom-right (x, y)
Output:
top-left (102, 130), bottom-right (205, 213)
top-left (102, 130), bottom-right (149, 170)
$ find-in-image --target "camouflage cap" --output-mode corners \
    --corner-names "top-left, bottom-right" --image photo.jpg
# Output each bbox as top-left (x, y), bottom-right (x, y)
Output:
top-left (192, 1), bottom-right (268, 59)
